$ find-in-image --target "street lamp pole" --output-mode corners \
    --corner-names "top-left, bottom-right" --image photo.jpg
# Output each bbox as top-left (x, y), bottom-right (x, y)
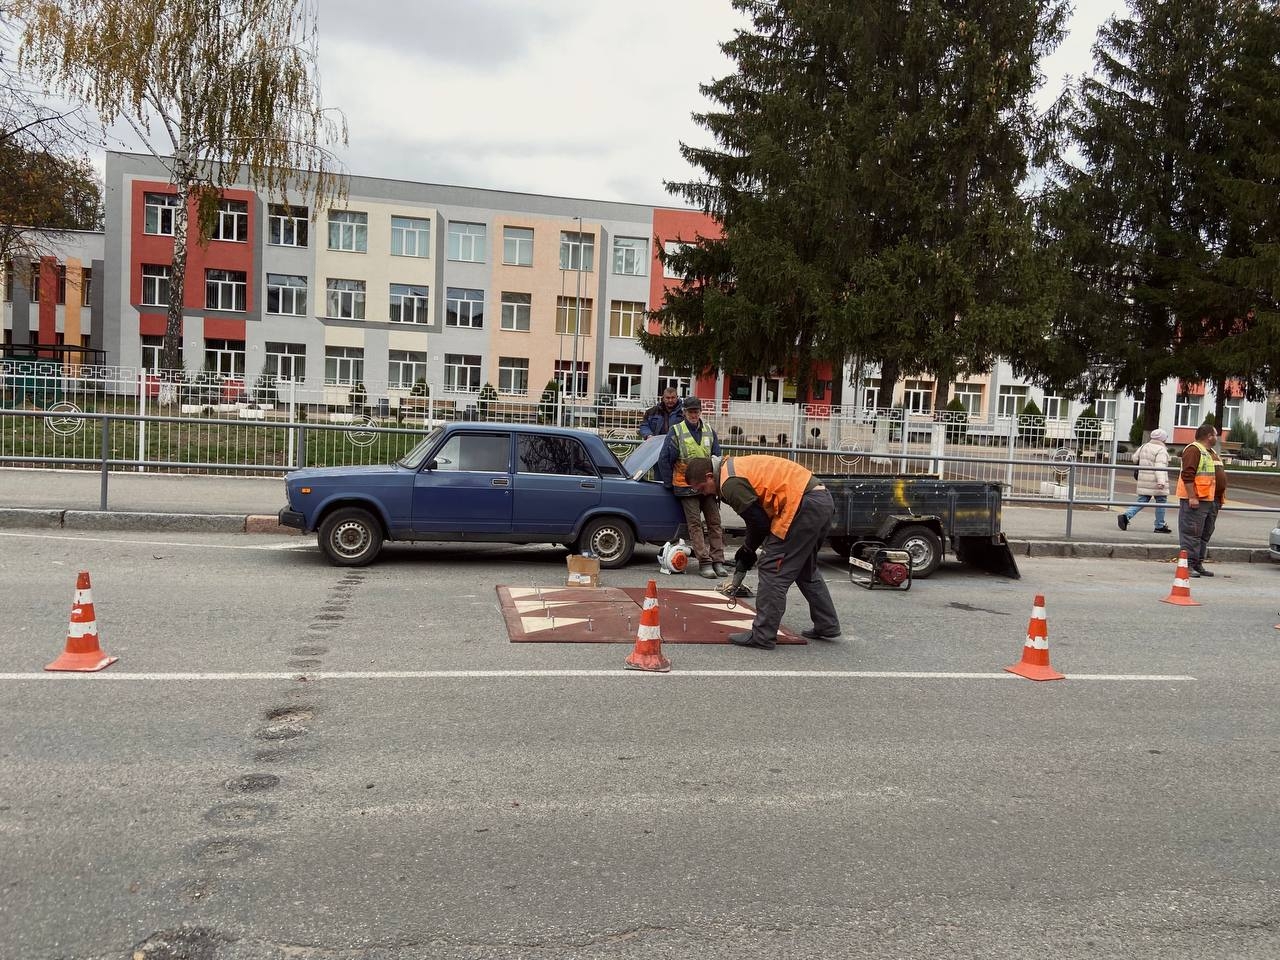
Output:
top-left (571, 215), bottom-right (583, 421)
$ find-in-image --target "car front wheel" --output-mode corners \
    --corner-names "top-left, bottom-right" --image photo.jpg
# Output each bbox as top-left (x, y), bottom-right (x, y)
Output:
top-left (578, 516), bottom-right (635, 569)
top-left (318, 507), bottom-right (384, 566)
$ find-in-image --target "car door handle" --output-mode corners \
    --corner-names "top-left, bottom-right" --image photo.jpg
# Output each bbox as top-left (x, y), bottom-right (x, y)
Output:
top-left (491, 477), bottom-right (510, 487)
top-left (579, 481), bottom-right (596, 489)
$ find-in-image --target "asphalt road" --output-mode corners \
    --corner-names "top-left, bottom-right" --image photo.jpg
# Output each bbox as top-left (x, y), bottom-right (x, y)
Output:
top-left (1, 528), bottom-right (1278, 959)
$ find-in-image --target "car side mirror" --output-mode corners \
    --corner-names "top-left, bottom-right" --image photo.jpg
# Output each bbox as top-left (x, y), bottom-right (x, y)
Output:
top-left (425, 458), bottom-right (438, 471)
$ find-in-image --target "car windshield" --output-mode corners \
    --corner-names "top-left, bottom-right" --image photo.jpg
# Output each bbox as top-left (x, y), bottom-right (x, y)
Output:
top-left (396, 427), bottom-right (444, 469)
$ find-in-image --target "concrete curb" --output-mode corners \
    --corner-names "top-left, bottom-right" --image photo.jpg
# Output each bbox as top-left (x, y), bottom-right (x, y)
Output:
top-left (0, 509), bottom-right (1270, 563)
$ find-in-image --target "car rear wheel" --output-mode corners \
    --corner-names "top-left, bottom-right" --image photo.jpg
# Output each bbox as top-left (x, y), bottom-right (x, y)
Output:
top-left (318, 507), bottom-right (383, 566)
top-left (888, 525), bottom-right (943, 578)
top-left (578, 516), bottom-right (635, 569)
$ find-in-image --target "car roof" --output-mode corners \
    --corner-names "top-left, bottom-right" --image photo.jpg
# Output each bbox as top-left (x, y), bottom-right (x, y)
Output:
top-left (451, 422), bottom-right (601, 441)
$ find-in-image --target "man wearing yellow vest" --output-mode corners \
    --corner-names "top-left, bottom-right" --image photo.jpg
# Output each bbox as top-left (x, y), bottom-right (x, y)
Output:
top-left (1177, 422), bottom-right (1220, 578)
top-left (684, 454), bottom-right (841, 650)
top-left (661, 397), bottom-right (727, 578)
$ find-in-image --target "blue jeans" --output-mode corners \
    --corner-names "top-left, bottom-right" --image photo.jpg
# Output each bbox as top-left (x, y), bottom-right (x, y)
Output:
top-left (1124, 495), bottom-right (1167, 528)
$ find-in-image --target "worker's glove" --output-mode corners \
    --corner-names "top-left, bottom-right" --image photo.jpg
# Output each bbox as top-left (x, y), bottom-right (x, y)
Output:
top-left (734, 545), bottom-right (757, 573)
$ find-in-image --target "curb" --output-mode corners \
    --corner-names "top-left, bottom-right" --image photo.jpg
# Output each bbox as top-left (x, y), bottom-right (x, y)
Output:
top-left (1006, 539), bottom-right (1272, 564)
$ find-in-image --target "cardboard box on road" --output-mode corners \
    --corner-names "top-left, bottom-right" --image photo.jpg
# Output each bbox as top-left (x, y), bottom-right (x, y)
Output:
top-left (565, 554), bottom-right (600, 587)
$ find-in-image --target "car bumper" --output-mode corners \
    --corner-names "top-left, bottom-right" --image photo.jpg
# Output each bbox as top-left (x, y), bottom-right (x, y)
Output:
top-left (278, 507), bottom-right (306, 531)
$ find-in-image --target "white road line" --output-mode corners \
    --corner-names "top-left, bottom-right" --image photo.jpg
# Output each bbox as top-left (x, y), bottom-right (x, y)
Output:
top-left (0, 531), bottom-right (308, 551)
top-left (0, 670), bottom-right (1196, 682)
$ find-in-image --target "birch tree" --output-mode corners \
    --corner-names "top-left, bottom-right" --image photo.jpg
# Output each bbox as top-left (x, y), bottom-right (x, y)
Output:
top-left (16, 0), bottom-right (346, 394)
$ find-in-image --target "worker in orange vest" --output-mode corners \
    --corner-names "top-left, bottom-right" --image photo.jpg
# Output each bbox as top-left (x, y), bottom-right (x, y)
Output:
top-left (684, 454), bottom-right (841, 650)
top-left (1176, 422), bottom-right (1219, 577)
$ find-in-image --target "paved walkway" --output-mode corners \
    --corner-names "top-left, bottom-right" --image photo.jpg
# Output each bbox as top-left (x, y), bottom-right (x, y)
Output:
top-left (1, 467), bottom-right (1275, 560)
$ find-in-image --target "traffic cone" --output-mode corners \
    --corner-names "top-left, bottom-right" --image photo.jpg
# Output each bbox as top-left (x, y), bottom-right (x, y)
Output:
top-left (1004, 594), bottom-right (1064, 681)
top-left (1160, 550), bottom-right (1201, 606)
top-left (46, 571), bottom-right (118, 672)
top-left (624, 579), bottom-right (671, 673)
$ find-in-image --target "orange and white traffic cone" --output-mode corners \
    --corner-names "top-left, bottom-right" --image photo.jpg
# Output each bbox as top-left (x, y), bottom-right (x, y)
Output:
top-left (46, 571), bottom-right (118, 672)
top-left (1004, 594), bottom-right (1065, 682)
top-left (624, 579), bottom-right (672, 673)
top-left (1160, 550), bottom-right (1201, 607)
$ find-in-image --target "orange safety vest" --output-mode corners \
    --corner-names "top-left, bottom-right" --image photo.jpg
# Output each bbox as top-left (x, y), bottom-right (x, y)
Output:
top-left (1175, 441), bottom-right (1216, 501)
top-left (719, 455), bottom-right (813, 539)
top-left (670, 420), bottom-right (714, 489)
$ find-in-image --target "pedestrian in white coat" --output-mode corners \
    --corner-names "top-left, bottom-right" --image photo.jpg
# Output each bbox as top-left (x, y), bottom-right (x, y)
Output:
top-left (1118, 428), bottom-right (1173, 533)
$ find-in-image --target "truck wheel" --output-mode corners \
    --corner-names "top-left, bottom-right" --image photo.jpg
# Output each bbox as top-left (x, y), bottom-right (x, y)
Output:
top-left (579, 516), bottom-right (635, 569)
top-left (318, 507), bottom-right (384, 567)
top-left (888, 525), bottom-right (943, 578)
top-left (828, 536), bottom-right (853, 559)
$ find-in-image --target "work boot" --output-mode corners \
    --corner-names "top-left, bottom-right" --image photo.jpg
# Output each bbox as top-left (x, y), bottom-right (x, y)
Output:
top-left (699, 562), bottom-right (718, 579)
top-left (712, 562), bottom-right (729, 577)
top-left (1191, 563), bottom-right (1215, 578)
top-left (728, 632), bottom-right (776, 650)
top-left (1117, 514), bottom-right (1129, 531)
top-left (801, 626), bottom-right (842, 641)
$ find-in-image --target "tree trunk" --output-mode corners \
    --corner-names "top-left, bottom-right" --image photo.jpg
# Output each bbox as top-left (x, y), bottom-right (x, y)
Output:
top-left (1142, 375), bottom-right (1163, 435)
top-left (1213, 376), bottom-right (1227, 432)
top-left (933, 376), bottom-right (952, 411)
top-left (159, 159), bottom-right (193, 406)
top-left (876, 358), bottom-right (900, 412)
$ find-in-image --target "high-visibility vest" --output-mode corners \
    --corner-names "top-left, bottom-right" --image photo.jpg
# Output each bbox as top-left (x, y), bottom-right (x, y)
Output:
top-left (719, 455), bottom-right (813, 539)
top-left (671, 421), bottom-right (714, 489)
top-left (1175, 441), bottom-right (1216, 500)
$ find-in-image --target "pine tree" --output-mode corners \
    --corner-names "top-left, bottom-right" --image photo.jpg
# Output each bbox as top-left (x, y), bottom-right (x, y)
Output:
top-left (641, 0), bottom-right (1067, 407)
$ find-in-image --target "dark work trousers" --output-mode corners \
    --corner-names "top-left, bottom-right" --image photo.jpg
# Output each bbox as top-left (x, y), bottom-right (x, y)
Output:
top-left (1198, 501), bottom-right (1220, 562)
top-left (678, 493), bottom-right (725, 564)
top-left (1178, 499), bottom-right (1213, 564)
top-left (749, 488), bottom-right (840, 645)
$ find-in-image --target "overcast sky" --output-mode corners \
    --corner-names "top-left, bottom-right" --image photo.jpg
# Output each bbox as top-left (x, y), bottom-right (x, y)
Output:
top-left (106, 0), bottom-right (1128, 206)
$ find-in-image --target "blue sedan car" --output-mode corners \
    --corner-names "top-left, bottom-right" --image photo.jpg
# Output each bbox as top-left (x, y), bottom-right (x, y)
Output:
top-left (279, 423), bottom-right (685, 568)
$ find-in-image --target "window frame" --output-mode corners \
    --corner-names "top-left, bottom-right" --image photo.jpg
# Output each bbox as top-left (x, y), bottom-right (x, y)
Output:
top-left (559, 230), bottom-right (595, 272)
top-left (497, 356), bottom-right (530, 394)
top-left (267, 204), bottom-right (309, 247)
top-left (143, 192), bottom-right (180, 236)
top-left (444, 353), bottom-right (483, 392)
top-left (389, 283), bottom-right (430, 324)
top-left (265, 273), bottom-right (308, 317)
top-left (607, 362), bottom-right (644, 401)
top-left (445, 287), bottom-right (485, 329)
top-left (609, 299), bottom-right (645, 339)
top-left (204, 268), bottom-right (247, 312)
top-left (212, 199), bottom-right (249, 243)
top-left (500, 291), bottom-right (531, 332)
top-left (555, 296), bottom-right (592, 336)
top-left (204, 337), bottom-right (246, 378)
top-left (141, 264), bottom-right (172, 307)
top-left (447, 221), bottom-right (487, 262)
top-left (265, 341), bottom-right (307, 382)
top-left (324, 345), bottom-right (365, 385)
top-left (391, 216), bottom-right (431, 258)
top-left (327, 210), bottom-right (368, 253)
top-left (612, 236), bottom-right (647, 276)
top-left (388, 349), bottom-right (429, 389)
top-left (325, 278), bottom-right (366, 320)
top-left (502, 226), bottom-right (534, 266)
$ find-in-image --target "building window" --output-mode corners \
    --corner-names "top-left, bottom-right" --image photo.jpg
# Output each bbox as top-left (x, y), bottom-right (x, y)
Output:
top-left (388, 350), bottom-right (429, 389)
top-left (266, 274), bottom-right (308, 316)
top-left (265, 341), bottom-right (306, 382)
top-left (325, 278), bottom-right (366, 319)
top-left (1223, 398), bottom-right (1241, 431)
top-left (609, 299), bottom-right (645, 339)
top-left (446, 287), bottom-right (485, 328)
top-left (140, 335), bottom-right (175, 372)
top-left (657, 366), bottom-right (691, 397)
top-left (28, 261), bottom-right (39, 301)
top-left (444, 353), bottom-right (482, 392)
top-left (268, 204), bottom-right (308, 247)
top-left (612, 236), bottom-right (647, 276)
top-left (55, 264), bottom-right (67, 304)
top-left (662, 241), bottom-right (688, 280)
top-left (1174, 398), bottom-right (1202, 427)
top-left (389, 283), bottom-right (429, 324)
top-left (500, 292), bottom-right (531, 331)
top-left (555, 296), bottom-right (592, 336)
top-left (903, 379), bottom-right (934, 414)
top-left (213, 199), bottom-right (249, 242)
top-left (205, 269), bottom-right (247, 312)
top-left (554, 359), bottom-right (590, 397)
top-left (3, 262), bottom-right (13, 302)
top-left (559, 230), bottom-right (594, 272)
top-left (447, 221), bottom-right (486, 262)
top-left (1091, 393), bottom-right (1118, 422)
top-left (324, 346), bottom-right (364, 385)
top-left (607, 363), bottom-right (643, 401)
top-left (391, 216), bottom-right (431, 257)
top-left (328, 210), bottom-right (368, 252)
top-left (205, 338), bottom-right (245, 377)
top-left (1131, 399), bottom-right (1145, 426)
top-left (81, 267), bottom-right (92, 306)
top-left (952, 383), bottom-right (983, 416)
top-left (861, 378), bottom-right (881, 412)
top-left (141, 264), bottom-right (172, 306)
top-left (498, 356), bottom-right (529, 394)
top-left (502, 226), bottom-right (533, 266)
top-left (997, 385), bottom-right (1029, 419)
top-left (1043, 395), bottom-right (1068, 421)
top-left (144, 192), bottom-right (180, 236)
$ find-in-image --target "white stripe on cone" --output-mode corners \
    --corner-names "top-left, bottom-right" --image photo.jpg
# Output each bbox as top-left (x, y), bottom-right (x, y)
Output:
top-left (1024, 635), bottom-right (1048, 649)
top-left (67, 621), bottom-right (99, 639)
top-left (637, 625), bottom-right (662, 641)
top-left (642, 597), bottom-right (658, 610)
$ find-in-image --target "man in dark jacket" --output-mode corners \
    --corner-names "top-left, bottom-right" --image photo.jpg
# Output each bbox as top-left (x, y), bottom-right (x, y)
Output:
top-left (638, 387), bottom-right (684, 440)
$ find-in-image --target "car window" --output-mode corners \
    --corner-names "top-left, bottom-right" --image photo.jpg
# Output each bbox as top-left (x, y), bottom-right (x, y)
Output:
top-left (432, 433), bottom-right (511, 472)
top-left (517, 435), bottom-right (597, 477)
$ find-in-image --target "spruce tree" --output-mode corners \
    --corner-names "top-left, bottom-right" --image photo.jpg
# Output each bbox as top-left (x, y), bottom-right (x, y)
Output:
top-left (642, 0), bottom-right (1067, 408)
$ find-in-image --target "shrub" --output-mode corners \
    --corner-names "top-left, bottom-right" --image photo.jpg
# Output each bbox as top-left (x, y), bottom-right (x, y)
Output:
top-left (477, 382), bottom-right (497, 418)
top-left (1017, 399), bottom-right (1044, 446)
top-left (1239, 447), bottom-right (1259, 461)
top-left (1074, 405), bottom-right (1101, 447)
top-left (942, 396), bottom-right (969, 443)
top-left (1129, 420), bottom-right (1145, 446)
top-left (537, 378), bottom-right (560, 424)
top-left (349, 382), bottom-right (368, 410)
top-left (1230, 419), bottom-right (1259, 450)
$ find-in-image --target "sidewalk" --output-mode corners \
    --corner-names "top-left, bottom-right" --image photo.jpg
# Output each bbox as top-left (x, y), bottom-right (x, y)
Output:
top-left (1, 467), bottom-right (1276, 562)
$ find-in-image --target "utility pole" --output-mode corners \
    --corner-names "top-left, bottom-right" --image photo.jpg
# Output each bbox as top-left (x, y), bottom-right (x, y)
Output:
top-left (571, 215), bottom-right (583, 423)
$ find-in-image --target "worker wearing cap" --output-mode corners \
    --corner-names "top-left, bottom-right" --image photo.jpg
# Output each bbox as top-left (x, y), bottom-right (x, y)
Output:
top-left (661, 397), bottom-right (727, 579)
top-left (684, 454), bottom-right (841, 649)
